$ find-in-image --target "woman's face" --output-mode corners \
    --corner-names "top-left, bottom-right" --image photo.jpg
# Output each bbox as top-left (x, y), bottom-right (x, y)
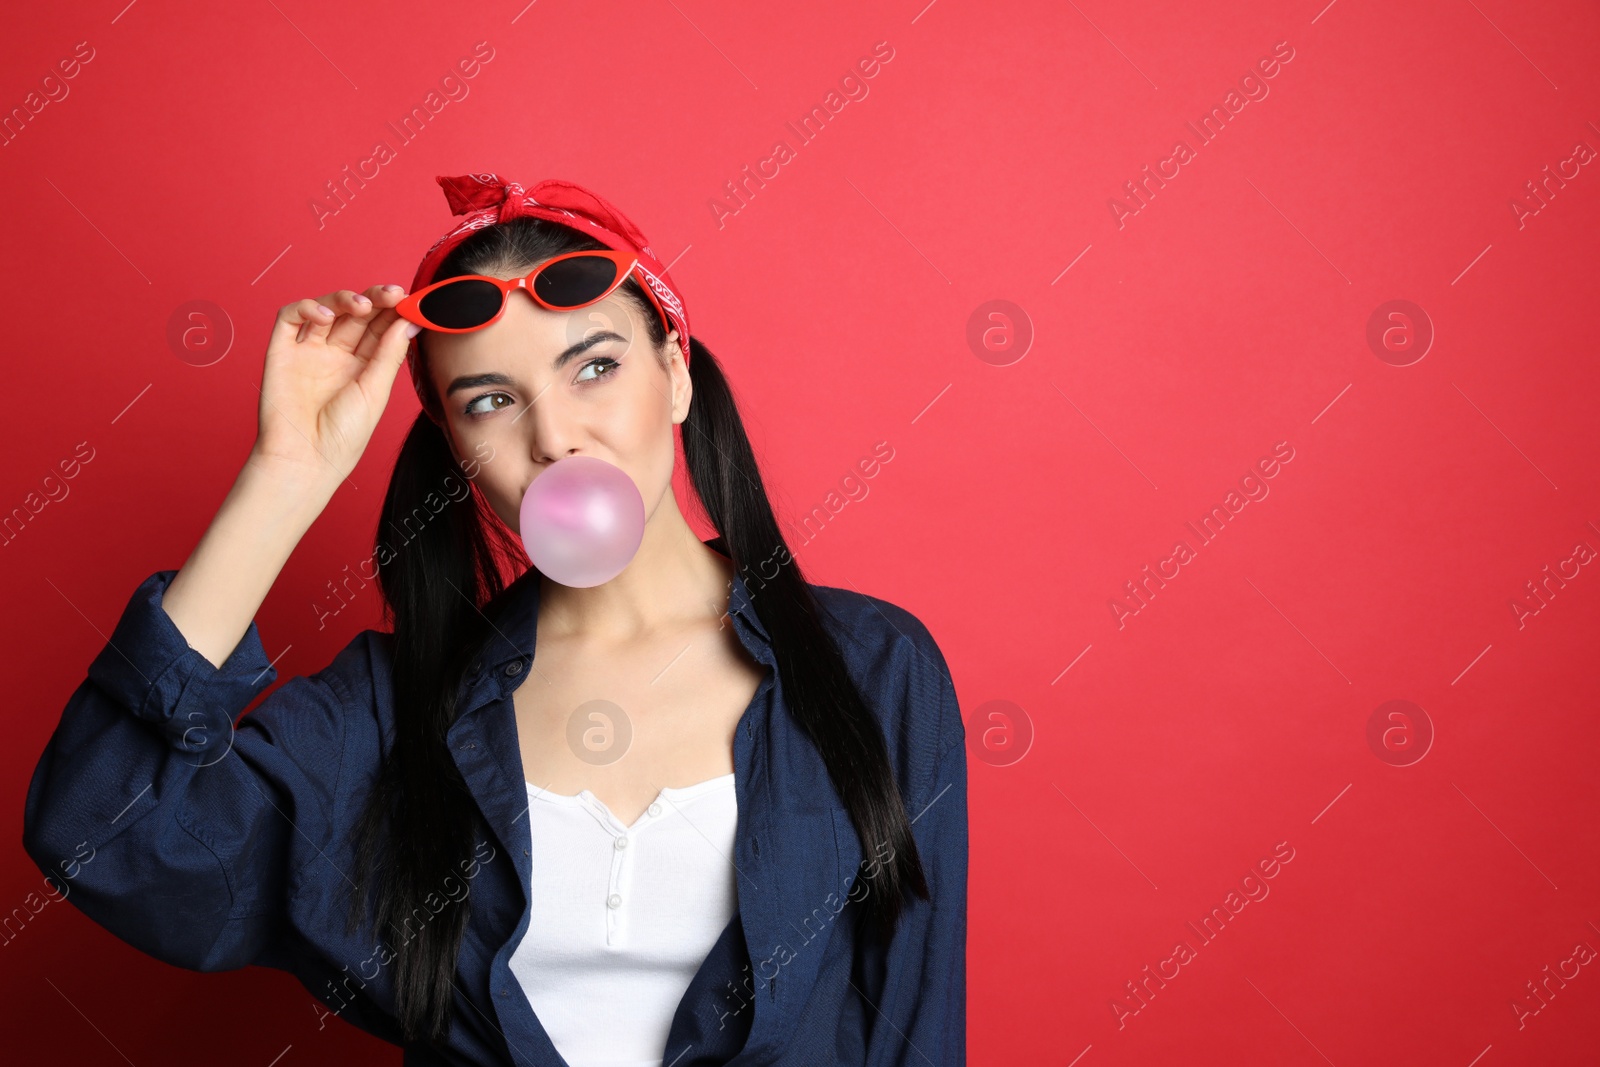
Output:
top-left (423, 272), bottom-right (688, 534)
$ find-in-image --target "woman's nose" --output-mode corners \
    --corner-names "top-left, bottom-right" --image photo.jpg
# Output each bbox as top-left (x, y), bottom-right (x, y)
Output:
top-left (522, 392), bottom-right (583, 464)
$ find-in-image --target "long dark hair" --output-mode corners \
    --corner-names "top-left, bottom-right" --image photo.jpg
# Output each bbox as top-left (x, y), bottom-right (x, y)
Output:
top-left (346, 216), bottom-right (930, 1046)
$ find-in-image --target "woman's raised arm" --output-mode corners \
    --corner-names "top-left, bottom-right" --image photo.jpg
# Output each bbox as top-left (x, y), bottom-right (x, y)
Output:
top-left (162, 283), bottom-right (417, 668)
top-left (20, 282), bottom-right (416, 971)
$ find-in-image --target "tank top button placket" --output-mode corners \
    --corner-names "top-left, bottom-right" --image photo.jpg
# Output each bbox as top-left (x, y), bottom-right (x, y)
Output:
top-left (606, 812), bottom-right (632, 945)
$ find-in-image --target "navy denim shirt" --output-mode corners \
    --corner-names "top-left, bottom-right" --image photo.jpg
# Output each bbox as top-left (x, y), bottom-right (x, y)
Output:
top-left (23, 545), bottom-right (967, 1066)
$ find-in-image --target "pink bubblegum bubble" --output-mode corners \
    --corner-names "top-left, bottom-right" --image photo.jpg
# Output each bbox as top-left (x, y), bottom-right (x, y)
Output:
top-left (518, 456), bottom-right (645, 588)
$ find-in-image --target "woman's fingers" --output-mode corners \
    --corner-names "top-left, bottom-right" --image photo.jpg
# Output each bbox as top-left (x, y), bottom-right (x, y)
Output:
top-left (272, 297), bottom-right (337, 348)
top-left (301, 286), bottom-right (388, 350)
top-left (354, 306), bottom-right (423, 409)
top-left (266, 284), bottom-right (414, 406)
top-left (315, 288), bottom-right (375, 350)
top-left (350, 285), bottom-right (408, 361)
top-left (274, 285), bottom-right (405, 354)
top-left (299, 290), bottom-right (354, 346)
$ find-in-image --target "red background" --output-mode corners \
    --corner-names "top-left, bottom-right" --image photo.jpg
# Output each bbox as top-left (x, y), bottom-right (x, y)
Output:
top-left (4, 0), bottom-right (1599, 1063)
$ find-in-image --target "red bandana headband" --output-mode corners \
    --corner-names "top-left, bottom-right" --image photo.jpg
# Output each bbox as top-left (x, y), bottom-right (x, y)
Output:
top-left (406, 174), bottom-right (691, 419)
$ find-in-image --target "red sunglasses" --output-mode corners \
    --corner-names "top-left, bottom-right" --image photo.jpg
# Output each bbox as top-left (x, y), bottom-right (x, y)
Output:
top-left (396, 250), bottom-right (671, 336)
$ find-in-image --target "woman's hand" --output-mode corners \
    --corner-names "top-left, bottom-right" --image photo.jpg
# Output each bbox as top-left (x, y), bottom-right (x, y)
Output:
top-left (249, 284), bottom-right (420, 486)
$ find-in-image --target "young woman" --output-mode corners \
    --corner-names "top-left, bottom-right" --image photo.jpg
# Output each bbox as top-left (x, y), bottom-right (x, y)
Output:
top-left (22, 174), bottom-right (967, 1067)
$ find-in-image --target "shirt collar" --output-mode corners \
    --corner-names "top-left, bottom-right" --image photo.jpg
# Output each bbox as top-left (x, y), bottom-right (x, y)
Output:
top-left (467, 537), bottom-right (772, 685)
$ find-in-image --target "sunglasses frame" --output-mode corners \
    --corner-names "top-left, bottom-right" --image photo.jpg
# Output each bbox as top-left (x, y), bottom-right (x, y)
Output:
top-left (396, 249), bottom-right (672, 338)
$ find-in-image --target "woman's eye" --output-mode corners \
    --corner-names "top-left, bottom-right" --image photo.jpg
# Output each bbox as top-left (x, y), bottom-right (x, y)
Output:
top-left (576, 357), bottom-right (621, 384)
top-left (464, 393), bottom-right (515, 417)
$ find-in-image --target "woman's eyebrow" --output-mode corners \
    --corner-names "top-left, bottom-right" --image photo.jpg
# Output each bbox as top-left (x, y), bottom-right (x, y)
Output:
top-left (446, 371), bottom-right (518, 397)
top-left (445, 331), bottom-right (630, 397)
top-left (552, 330), bottom-right (627, 368)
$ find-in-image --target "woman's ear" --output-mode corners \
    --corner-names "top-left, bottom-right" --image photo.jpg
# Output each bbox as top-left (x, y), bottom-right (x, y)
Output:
top-left (665, 330), bottom-right (693, 423)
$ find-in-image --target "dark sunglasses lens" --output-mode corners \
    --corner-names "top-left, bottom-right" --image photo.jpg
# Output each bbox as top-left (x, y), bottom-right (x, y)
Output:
top-left (534, 255), bottom-right (619, 308)
top-left (418, 279), bottom-right (504, 329)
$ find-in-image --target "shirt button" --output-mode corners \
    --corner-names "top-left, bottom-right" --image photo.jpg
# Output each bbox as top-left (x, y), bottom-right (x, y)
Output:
top-left (505, 661), bottom-right (524, 676)
top-left (647, 802), bottom-right (661, 817)
top-left (613, 836), bottom-right (628, 851)
top-left (607, 893), bottom-right (622, 909)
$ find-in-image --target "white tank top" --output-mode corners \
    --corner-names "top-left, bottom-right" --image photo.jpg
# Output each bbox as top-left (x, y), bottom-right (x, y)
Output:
top-left (509, 773), bottom-right (739, 1067)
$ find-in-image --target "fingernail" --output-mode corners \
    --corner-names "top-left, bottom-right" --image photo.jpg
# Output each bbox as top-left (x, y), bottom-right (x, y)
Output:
top-left (404, 322), bottom-right (422, 339)
top-left (317, 305), bottom-right (334, 317)
top-left (383, 284), bottom-right (403, 292)
top-left (354, 294), bottom-right (370, 305)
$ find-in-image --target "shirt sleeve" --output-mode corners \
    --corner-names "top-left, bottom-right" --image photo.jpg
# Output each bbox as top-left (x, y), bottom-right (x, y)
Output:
top-left (21, 568), bottom-right (354, 974)
top-left (867, 649), bottom-right (969, 1067)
